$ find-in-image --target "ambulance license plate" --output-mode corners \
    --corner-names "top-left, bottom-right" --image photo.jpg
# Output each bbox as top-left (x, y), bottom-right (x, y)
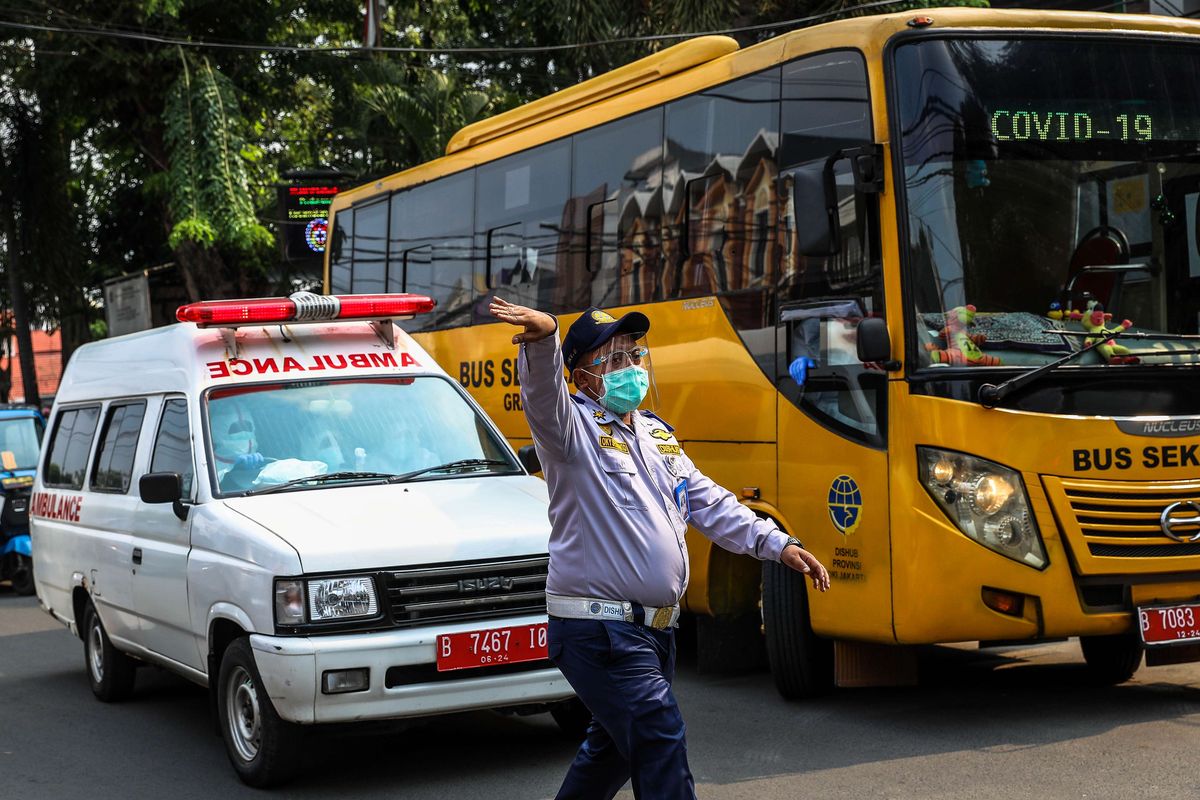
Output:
top-left (436, 622), bottom-right (549, 672)
top-left (1138, 603), bottom-right (1200, 646)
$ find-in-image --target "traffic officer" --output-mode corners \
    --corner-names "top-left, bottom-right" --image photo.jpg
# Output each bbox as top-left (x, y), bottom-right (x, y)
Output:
top-left (490, 296), bottom-right (830, 800)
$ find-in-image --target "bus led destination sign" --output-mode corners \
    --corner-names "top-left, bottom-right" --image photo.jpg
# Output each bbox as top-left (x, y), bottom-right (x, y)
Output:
top-left (990, 110), bottom-right (1153, 142)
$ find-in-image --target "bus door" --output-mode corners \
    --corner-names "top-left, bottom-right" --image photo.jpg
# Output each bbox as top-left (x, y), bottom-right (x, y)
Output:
top-left (774, 155), bottom-right (893, 642)
top-left (1163, 174), bottom-right (1200, 335)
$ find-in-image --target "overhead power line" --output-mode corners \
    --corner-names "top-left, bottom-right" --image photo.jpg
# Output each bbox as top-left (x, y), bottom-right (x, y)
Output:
top-left (0, 0), bottom-right (931, 57)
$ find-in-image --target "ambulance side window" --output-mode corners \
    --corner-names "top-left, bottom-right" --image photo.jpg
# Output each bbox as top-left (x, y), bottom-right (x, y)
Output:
top-left (149, 399), bottom-right (194, 496)
top-left (44, 406), bottom-right (101, 489)
top-left (92, 401), bottom-right (147, 494)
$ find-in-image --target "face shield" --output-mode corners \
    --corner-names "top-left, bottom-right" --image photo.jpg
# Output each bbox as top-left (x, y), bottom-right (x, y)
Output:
top-left (578, 332), bottom-right (660, 414)
top-left (209, 403), bottom-right (258, 467)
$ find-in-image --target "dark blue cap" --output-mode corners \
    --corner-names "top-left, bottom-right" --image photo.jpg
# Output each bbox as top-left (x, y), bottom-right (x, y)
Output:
top-left (562, 307), bottom-right (650, 371)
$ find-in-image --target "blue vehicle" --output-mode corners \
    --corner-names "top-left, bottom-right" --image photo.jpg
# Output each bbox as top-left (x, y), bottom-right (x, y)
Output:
top-left (0, 405), bottom-right (43, 595)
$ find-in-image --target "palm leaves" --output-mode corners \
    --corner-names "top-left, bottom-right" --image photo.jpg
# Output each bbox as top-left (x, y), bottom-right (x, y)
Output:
top-left (360, 71), bottom-right (493, 167)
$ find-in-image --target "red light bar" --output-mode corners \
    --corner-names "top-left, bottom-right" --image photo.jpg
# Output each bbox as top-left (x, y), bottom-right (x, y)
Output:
top-left (176, 293), bottom-right (436, 328)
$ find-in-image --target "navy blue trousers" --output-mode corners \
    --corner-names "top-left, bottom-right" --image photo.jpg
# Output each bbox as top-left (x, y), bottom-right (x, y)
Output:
top-left (547, 617), bottom-right (696, 800)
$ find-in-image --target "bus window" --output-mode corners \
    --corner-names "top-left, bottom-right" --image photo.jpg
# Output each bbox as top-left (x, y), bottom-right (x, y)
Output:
top-left (776, 50), bottom-right (882, 446)
top-left (779, 50), bottom-right (871, 168)
top-left (390, 170), bottom-right (475, 331)
top-left (329, 210), bottom-right (352, 294)
top-left (665, 69), bottom-right (780, 304)
top-left (350, 198), bottom-right (389, 294)
top-left (572, 108), bottom-right (664, 307)
top-left (477, 140), bottom-right (571, 315)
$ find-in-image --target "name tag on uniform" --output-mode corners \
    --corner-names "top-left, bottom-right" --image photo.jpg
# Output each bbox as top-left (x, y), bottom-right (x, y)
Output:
top-left (673, 479), bottom-right (690, 522)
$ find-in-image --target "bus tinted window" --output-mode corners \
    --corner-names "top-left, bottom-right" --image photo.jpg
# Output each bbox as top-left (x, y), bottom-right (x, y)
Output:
top-left (330, 210), bottom-right (352, 293)
top-left (780, 51), bottom-right (871, 168)
top-left (665, 69), bottom-right (780, 302)
top-left (776, 50), bottom-right (882, 446)
top-left (572, 109), bottom-right (664, 307)
top-left (350, 198), bottom-right (389, 294)
top-left (477, 140), bottom-right (571, 314)
top-left (390, 170), bottom-right (475, 331)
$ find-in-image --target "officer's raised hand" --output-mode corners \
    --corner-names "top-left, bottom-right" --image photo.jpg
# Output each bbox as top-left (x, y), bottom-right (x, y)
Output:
top-left (490, 296), bottom-right (556, 344)
top-left (782, 542), bottom-right (831, 592)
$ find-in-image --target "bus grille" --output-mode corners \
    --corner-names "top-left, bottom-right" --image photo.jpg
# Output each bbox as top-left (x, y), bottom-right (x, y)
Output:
top-left (383, 556), bottom-right (548, 629)
top-left (1043, 476), bottom-right (1200, 572)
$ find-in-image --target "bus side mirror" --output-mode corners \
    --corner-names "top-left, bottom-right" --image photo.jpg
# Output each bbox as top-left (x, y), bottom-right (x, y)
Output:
top-left (856, 317), bottom-right (895, 367)
top-left (517, 445), bottom-right (541, 474)
top-left (793, 164), bottom-right (839, 257)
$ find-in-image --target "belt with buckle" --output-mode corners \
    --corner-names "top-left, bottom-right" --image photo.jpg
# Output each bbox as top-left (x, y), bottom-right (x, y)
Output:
top-left (546, 593), bottom-right (680, 630)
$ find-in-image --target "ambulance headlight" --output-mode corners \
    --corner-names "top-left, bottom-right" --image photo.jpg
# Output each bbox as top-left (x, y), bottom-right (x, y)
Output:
top-left (307, 576), bottom-right (378, 621)
top-left (917, 447), bottom-right (1047, 570)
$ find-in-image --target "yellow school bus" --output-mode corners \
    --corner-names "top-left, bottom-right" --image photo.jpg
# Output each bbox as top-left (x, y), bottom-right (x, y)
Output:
top-left (326, 7), bottom-right (1200, 695)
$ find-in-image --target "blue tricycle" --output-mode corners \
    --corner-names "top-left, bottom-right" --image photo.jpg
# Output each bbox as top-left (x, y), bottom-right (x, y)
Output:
top-left (0, 406), bottom-right (43, 596)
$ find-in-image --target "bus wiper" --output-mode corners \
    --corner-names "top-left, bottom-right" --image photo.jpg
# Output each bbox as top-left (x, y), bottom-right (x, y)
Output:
top-left (243, 471), bottom-right (398, 496)
top-left (387, 458), bottom-right (510, 483)
top-left (1053, 330), bottom-right (1200, 343)
top-left (978, 339), bottom-right (1106, 409)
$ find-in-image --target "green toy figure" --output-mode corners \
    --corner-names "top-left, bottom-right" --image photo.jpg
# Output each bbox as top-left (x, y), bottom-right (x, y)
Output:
top-left (925, 304), bottom-right (1002, 366)
top-left (1070, 301), bottom-right (1139, 364)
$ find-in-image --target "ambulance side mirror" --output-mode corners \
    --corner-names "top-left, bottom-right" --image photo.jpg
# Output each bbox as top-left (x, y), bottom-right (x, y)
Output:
top-left (140, 472), bottom-right (190, 522)
top-left (140, 472), bottom-right (183, 504)
top-left (517, 445), bottom-right (541, 475)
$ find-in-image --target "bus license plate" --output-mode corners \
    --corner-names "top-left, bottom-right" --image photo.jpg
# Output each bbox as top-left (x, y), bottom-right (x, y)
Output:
top-left (1138, 603), bottom-right (1200, 646)
top-left (436, 622), bottom-right (549, 672)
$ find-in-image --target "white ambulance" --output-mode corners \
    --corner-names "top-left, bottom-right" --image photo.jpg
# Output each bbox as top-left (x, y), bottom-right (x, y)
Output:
top-left (31, 292), bottom-right (578, 787)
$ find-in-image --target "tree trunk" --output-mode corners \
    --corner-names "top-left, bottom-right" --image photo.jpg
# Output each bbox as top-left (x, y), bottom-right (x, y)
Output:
top-left (1, 196), bottom-right (40, 408)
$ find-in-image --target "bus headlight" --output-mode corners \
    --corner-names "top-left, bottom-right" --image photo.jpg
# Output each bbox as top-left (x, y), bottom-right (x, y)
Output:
top-left (917, 447), bottom-right (1047, 570)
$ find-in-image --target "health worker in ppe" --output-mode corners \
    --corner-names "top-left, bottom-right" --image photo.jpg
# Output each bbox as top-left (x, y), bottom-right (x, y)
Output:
top-left (210, 405), bottom-right (266, 492)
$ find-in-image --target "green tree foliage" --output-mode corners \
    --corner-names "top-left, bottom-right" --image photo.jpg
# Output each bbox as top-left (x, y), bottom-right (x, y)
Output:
top-left (163, 55), bottom-right (274, 298)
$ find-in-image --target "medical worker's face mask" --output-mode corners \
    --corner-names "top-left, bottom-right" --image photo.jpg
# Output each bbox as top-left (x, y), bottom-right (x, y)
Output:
top-left (597, 365), bottom-right (649, 414)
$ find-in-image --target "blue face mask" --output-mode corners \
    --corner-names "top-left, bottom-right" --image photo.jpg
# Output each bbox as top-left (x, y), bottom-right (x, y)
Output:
top-left (599, 366), bottom-right (649, 414)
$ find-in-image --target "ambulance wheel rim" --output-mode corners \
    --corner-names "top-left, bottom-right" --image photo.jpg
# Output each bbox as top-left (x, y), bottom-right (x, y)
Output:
top-left (226, 665), bottom-right (262, 762)
top-left (88, 620), bottom-right (104, 683)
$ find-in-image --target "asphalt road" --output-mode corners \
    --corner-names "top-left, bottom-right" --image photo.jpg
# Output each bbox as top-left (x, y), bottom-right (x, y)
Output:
top-left (2, 589), bottom-right (1199, 799)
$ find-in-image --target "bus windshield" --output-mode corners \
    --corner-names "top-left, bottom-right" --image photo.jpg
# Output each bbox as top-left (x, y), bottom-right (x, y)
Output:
top-left (895, 36), bottom-right (1200, 373)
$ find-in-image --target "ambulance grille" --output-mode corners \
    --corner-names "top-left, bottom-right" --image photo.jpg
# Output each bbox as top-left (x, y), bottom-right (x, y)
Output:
top-left (1045, 477), bottom-right (1200, 567)
top-left (383, 556), bottom-right (548, 628)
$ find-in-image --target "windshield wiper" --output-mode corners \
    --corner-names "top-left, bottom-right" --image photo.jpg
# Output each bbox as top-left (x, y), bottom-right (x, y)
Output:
top-left (387, 458), bottom-right (511, 483)
top-left (981, 326), bottom-right (1200, 408)
top-left (242, 471), bottom-right (398, 497)
top-left (979, 338), bottom-right (1107, 409)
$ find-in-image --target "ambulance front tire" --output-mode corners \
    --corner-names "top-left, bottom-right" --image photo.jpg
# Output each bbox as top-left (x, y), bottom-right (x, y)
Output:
top-left (83, 604), bottom-right (137, 702)
top-left (762, 558), bottom-right (833, 699)
top-left (217, 637), bottom-right (303, 788)
top-left (1080, 632), bottom-right (1143, 685)
top-left (549, 697), bottom-right (591, 739)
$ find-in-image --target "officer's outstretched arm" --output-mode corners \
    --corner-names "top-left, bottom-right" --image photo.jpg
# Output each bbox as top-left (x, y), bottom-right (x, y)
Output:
top-left (491, 297), bottom-right (576, 462)
top-left (686, 464), bottom-right (830, 591)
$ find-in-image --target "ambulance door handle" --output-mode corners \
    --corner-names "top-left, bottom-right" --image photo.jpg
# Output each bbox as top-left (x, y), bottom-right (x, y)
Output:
top-left (132, 548), bottom-right (142, 565)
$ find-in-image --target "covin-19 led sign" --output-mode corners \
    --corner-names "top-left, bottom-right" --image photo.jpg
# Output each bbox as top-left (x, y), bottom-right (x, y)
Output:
top-left (991, 110), bottom-right (1154, 143)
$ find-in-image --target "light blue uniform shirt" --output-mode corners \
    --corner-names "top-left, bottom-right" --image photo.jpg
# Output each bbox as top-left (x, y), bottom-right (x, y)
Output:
top-left (519, 329), bottom-right (790, 608)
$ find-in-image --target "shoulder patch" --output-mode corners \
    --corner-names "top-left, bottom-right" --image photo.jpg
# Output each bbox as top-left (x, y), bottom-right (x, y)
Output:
top-left (640, 410), bottom-right (675, 432)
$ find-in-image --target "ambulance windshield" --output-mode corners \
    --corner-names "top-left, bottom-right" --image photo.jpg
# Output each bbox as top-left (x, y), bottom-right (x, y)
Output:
top-left (205, 377), bottom-right (519, 495)
top-left (895, 36), bottom-right (1200, 374)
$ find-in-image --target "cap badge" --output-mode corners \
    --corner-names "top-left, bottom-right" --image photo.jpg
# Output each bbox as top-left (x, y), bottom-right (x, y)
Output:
top-left (590, 310), bottom-right (617, 323)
